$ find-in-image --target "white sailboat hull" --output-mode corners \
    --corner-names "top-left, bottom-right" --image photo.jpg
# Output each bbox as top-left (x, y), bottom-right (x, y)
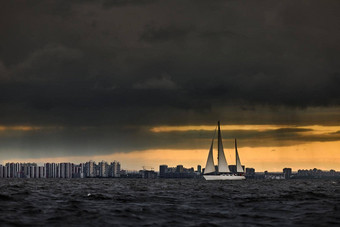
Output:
top-left (204, 174), bottom-right (245, 181)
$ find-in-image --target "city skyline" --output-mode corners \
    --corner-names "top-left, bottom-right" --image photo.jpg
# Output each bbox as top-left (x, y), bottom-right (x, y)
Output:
top-left (0, 160), bottom-right (121, 179)
top-left (1, 160), bottom-right (338, 179)
top-left (1, 1), bottom-right (340, 172)
top-left (1, 144), bottom-right (340, 173)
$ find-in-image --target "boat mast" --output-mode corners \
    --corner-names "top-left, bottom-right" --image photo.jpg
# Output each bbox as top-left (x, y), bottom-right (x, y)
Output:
top-left (235, 138), bottom-right (244, 172)
top-left (235, 138), bottom-right (237, 166)
top-left (217, 121), bottom-right (230, 173)
top-left (217, 121), bottom-right (220, 162)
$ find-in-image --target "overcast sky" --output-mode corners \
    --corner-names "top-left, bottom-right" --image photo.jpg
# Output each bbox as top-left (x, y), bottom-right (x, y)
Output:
top-left (0, 0), bottom-right (340, 169)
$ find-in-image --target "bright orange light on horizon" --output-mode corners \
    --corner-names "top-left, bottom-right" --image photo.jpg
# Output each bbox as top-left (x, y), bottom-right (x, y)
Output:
top-left (0, 125), bottom-right (64, 131)
top-left (3, 141), bottom-right (340, 172)
top-left (0, 126), bottom-right (42, 131)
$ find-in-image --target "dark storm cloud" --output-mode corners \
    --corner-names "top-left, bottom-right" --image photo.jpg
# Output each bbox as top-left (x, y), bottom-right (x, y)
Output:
top-left (140, 25), bottom-right (195, 43)
top-left (1, 0), bottom-right (340, 158)
top-left (102, 0), bottom-right (158, 8)
top-left (133, 74), bottom-right (178, 90)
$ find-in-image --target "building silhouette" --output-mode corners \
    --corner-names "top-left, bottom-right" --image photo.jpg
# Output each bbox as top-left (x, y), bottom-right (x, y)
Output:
top-left (159, 165), bottom-right (168, 178)
top-left (283, 168), bottom-right (292, 179)
top-left (159, 164), bottom-right (196, 178)
top-left (197, 165), bottom-right (201, 173)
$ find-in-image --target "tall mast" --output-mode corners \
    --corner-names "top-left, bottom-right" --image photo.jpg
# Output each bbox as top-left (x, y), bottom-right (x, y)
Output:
top-left (217, 121), bottom-right (230, 173)
top-left (235, 138), bottom-right (237, 165)
top-left (217, 121), bottom-right (220, 162)
top-left (235, 138), bottom-right (244, 172)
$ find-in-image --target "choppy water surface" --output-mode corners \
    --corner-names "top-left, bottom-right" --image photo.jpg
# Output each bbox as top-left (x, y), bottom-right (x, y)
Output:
top-left (0, 179), bottom-right (339, 226)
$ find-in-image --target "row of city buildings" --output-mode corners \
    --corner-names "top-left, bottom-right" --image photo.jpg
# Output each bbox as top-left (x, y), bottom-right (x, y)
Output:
top-left (294, 168), bottom-right (339, 178)
top-left (0, 162), bottom-right (253, 179)
top-left (0, 161), bottom-right (121, 178)
top-left (252, 168), bottom-right (339, 179)
top-left (159, 164), bottom-right (199, 178)
top-left (158, 164), bottom-right (257, 178)
top-left (158, 165), bottom-right (339, 180)
top-left (1, 161), bottom-right (339, 179)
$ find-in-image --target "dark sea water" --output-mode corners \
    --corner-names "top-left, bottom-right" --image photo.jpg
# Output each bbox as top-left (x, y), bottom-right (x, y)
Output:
top-left (0, 179), bottom-right (339, 226)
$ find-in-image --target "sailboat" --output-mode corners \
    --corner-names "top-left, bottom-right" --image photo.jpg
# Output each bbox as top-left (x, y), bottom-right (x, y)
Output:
top-left (203, 121), bottom-right (245, 180)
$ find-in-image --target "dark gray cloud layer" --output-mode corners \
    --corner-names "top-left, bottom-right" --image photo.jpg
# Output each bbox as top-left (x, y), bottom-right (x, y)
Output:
top-left (0, 0), bottom-right (340, 158)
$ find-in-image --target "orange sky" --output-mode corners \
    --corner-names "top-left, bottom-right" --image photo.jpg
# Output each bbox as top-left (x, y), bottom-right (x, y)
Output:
top-left (2, 124), bottom-right (340, 172)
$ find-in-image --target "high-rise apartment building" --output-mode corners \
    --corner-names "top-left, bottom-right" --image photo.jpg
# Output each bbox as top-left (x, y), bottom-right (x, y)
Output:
top-left (99, 161), bottom-right (108, 177)
top-left (3, 166), bottom-right (7, 178)
top-left (283, 168), bottom-right (292, 179)
top-left (86, 161), bottom-right (95, 177)
top-left (110, 161), bottom-right (121, 177)
top-left (38, 166), bottom-right (44, 178)
top-left (159, 165), bottom-right (168, 178)
top-left (176, 165), bottom-right (184, 173)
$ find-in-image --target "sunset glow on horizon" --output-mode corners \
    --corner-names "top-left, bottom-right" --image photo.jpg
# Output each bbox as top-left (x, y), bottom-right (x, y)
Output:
top-left (3, 138), bottom-right (340, 172)
top-left (1, 123), bottom-right (340, 171)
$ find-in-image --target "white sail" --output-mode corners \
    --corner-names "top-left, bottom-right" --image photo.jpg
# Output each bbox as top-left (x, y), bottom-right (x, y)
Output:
top-left (235, 139), bottom-right (244, 172)
top-left (217, 121), bottom-right (230, 173)
top-left (204, 138), bottom-right (215, 174)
